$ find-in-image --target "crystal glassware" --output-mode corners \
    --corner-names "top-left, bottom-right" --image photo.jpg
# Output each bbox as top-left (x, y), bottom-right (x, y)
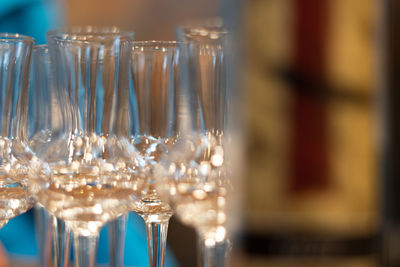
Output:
top-left (0, 33), bottom-right (36, 229)
top-left (43, 26), bottom-right (133, 267)
top-left (154, 26), bottom-right (236, 267)
top-left (29, 44), bottom-right (71, 267)
top-left (129, 41), bottom-right (182, 267)
top-left (49, 26), bottom-right (133, 267)
top-left (29, 28), bottom-right (140, 267)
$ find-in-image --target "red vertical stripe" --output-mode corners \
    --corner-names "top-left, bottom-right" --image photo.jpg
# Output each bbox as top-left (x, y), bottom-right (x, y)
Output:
top-left (289, 0), bottom-right (330, 193)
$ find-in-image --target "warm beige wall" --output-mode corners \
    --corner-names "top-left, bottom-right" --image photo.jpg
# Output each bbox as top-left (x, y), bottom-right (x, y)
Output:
top-left (65, 0), bottom-right (220, 40)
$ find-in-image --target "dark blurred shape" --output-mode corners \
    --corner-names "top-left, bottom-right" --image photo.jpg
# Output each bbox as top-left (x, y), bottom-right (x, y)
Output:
top-left (381, 0), bottom-right (400, 266)
top-left (167, 217), bottom-right (197, 267)
top-left (290, 0), bottom-right (330, 193)
top-left (277, 67), bottom-right (372, 106)
top-left (245, 232), bottom-right (378, 258)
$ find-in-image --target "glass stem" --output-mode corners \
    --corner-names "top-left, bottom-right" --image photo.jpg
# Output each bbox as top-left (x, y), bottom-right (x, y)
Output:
top-left (142, 215), bottom-right (171, 267)
top-left (197, 230), bottom-right (228, 267)
top-left (51, 216), bottom-right (70, 267)
top-left (108, 214), bottom-right (128, 267)
top-left (73, 233), bottom-right (99, 267)
top-left (34, 205), bottom-right (50, 267)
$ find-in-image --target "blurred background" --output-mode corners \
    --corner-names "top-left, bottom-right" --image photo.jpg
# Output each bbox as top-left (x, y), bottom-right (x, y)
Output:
top-left (0, 0), bottom-right (391, 266)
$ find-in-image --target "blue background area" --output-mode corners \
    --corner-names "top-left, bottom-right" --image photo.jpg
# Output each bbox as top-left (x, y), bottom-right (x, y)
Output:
top-left (0, 211), bottom-right (178, 266)
top-left (0, 0), bottom-right (63, 44)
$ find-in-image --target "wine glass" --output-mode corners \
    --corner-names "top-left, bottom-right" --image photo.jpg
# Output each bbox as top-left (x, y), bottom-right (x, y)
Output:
top-left (45, 26), bottom-right (132, 267)
top-left (28, 28), bottom-right (141, 267)
top-left (128, 41), bottom-right (182, 267)
top-left (29, 44), bottom-right (71, 267)
top-left (154, 25), bottom-right (237, 267)
top-left (0, 33), bottom-right (36, 229)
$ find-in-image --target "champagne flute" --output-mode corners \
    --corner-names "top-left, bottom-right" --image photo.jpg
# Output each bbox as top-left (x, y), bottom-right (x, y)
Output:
top-left (29, 28), bottom-right (141, 267)
top-left (129, 41), bottom-right (182, 267)
top-left (0, 33), bottom-right (36, 229)
top-left (154, 25), bottom-right (236, 267)
top-left (29, 45), bottom-right (70, 267)
top-left (45, 27), bottom-right (134, 267)
top-left (50, 27), bottom-right (132, 267)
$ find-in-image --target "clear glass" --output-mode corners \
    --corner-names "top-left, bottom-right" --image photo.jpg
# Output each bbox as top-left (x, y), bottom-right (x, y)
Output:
top-left (29, 45), bottom-right (71, 267)
top-left (155, 26), bottom-right (236, 267)
top-left (129, 41), bottom-right (180, 267)
top-left (0, 33), bottom-right (36, 228)
top-left (43, 26), bottom-right (132, 267)
top-left (29, 29), bottom-right (139, 267)
top-left (50, 26), bottom-right (132, 267)
top-left (34, 204), bottom-right (51, 266)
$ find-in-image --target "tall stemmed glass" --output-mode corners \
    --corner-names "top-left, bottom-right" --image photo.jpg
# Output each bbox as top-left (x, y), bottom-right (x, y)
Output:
top-left (29, 29), bottom-right (141, 267)
top-left (28, 45), bottom-right (70, 267)
top-left (51, 27), bottom-right (131, 267)
top-left (128, 41), bottom-right (181, 267)
top-left (155, 26), bottom-right (235, 267)
top-left (46, 27), bottom-right (132, 267)
top-left (0, 33), bottom-right (36, 229)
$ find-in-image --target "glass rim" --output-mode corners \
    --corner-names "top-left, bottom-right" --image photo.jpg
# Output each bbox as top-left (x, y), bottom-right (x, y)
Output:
top-left (47, 26), bottom-right (134, 44)
top-left (177, 26), bottom-right (229, 42)
top-left (178, 16), bottom-right (225, 29)
top-left (34, 44), bottom-right (48, 49)
top-left (48, 25), bottom-right (123, 33)
top-left (132, 40), bottom-right (182, 50)
top-left (33, 44), bottom-right (48, 54)
top-left (0, 33), bottom-right (35, 45)
top-left (177, 17), bottom-right (229, 38)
